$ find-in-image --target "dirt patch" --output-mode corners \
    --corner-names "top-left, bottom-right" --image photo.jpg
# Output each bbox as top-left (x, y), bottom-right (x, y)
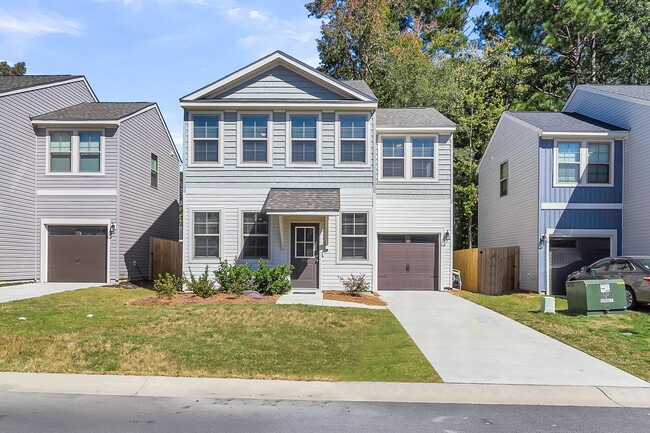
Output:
top-left (130, 292), bottom-right (280, 306)
top-left (322, 291), bottom-right (387, 307)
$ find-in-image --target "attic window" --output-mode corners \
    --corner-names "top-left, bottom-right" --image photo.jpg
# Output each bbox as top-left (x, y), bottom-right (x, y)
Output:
top-left (500, 161), bottom-right (508, 197)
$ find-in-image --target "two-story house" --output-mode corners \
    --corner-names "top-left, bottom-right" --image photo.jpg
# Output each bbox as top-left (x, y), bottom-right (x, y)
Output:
top-left (478, 111), bottom-right (628, 294)
top-left (0, 75), bottom-right (180, 284)
top-left (180, 51), bottom-right (455, 291)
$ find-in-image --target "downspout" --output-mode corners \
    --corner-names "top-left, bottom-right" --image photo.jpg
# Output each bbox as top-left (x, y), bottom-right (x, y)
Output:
top-left (115, 125), bottom-right (121, 283)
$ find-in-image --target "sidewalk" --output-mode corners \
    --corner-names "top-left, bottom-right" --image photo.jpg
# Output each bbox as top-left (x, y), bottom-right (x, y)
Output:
top-left (1, 372), bottom-right (649, 408)
top-left (277, 291), bottom-right (386, 309)
top-left (0, 282), bottom-right (101, 303)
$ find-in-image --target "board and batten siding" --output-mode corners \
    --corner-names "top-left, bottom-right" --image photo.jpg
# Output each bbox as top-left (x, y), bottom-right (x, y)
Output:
top-left (564, 89), bottom-right (649, 256)
top-left (0, 80), bottom-right (95, 281)
top-left (117, 107), bottom-right (180, 280)
top-left (211, 65), bottom-right (350, 101)
top-left (478, 115), bottom-right (540, 292)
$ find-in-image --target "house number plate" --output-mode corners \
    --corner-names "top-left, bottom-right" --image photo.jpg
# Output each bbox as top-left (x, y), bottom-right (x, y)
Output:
top-left (600, 298), bottom-right (614, 303)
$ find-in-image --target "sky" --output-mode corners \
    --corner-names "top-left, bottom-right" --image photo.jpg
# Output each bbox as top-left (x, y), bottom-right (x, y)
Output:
top-left (0, 0), bottom-right (490, 154)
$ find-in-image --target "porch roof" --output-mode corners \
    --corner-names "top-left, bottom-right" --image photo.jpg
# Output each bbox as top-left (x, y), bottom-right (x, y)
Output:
top-left (262, 188), bottom-right (340, 215)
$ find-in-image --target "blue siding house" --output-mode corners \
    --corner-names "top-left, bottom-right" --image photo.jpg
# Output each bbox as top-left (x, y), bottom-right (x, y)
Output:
top-left (478, 111), bottom-right (628, 294)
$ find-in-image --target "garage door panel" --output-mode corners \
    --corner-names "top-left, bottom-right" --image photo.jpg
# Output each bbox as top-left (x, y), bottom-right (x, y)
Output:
top-left (378, 234), bottom-right (438, 291)
top-left (48, 226), bottom-right (107, 283)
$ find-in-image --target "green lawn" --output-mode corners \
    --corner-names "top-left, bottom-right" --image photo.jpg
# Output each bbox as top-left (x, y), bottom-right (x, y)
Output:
top-left (456, 291), bottom-right (650, 382)
top-left (0, 287), bottom-right (440, 383)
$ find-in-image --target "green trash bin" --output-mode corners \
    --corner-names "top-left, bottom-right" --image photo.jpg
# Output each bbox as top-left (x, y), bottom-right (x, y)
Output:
top-left (565, 279), bottom-right (627, 315)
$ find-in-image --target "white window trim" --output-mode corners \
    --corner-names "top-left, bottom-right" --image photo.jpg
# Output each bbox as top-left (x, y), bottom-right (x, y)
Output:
top-left (240, 210), bottom-right (272, 261)
top-left (285, 112), bottom-right (322, 168)
top-left (294, 225), bottom-right (318, 259)
top-left (335, 112), bottom-right (371, 168)
top-left (378, 134), bottom-right (438, 182)
top-left (187, 111), bottom-right (224, 168)
top-left (237, 111), bottom-right (273, 167)
top-left (499, 160), bottom-right (508, 197)
top-left (553, 139), bottom-right (614, 188)
top-left (46, 128), bottom-right (105, 176)
top-left (190, 209), bottom-right (223, 262)
top-left (337, 211), bottom-right (371, 263)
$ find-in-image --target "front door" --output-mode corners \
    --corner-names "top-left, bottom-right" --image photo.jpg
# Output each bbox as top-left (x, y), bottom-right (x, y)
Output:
top-left (291, 223), bottom-right (319, 289)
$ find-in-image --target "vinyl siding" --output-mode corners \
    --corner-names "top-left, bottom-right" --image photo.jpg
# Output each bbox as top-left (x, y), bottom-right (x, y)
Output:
top-left (211, 65), bottom-right (350, 100)
top-left (117, 107), bottom-right (180, 280)
top-left (0, 80), bottom-right (95, 282)
top-left (478, 115), bottom-right (540, 291)
top-left (565, 89), bottom-right (649, 255)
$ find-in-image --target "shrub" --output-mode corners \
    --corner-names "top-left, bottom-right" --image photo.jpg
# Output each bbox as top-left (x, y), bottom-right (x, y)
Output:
top-left (213, 258), bottom-right (254, 296)
top-left (338, 274), bottom-right (370, 296)
top-left (153, 273), bottom-right (183, 298)
top-left (255, 259), bottom-right (293, 295)
top-left (186, 266), bottom-right (217, 298)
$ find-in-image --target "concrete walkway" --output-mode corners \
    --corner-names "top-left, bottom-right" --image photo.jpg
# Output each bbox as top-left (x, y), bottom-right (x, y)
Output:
top-left (1, 372), bottom-right (649, 408)
top-left (277, 291), bottom-right (386, 309)
top-left (0, 282), bottom-right (102, 303)
top-left (382, 291), bottom-right (649, 387)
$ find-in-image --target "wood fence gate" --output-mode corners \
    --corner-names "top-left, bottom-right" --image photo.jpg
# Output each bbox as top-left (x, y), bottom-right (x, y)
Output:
top-left (150, 237), bottom-right (182, 279)
top-left (453, 246), bottom-right (519, 295)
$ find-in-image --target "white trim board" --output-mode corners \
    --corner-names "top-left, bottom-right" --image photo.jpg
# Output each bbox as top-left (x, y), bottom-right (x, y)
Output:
top-left (376, 127), bottom-right (455, 133)
top-left (180, 101), bottom-right (377, 110)
top-left (541, 202), bottom-right (623, 210)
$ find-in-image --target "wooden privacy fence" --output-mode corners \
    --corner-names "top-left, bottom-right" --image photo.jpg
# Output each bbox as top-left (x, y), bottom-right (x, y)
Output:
top-left (453, 246), bottom-right (519, 295)
top-left (150, 237), bottom-right (182, 278)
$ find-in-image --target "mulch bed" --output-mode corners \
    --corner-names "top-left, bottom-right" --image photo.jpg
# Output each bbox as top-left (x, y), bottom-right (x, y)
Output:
top-left (130, 292), bottom-right (280, 306)
top-left (322, 290), bottom-right (387, 307)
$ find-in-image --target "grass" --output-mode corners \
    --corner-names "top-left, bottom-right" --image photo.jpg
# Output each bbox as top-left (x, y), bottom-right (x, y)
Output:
top-left (0, 287), bottom-right (440, 383)
top-left (456, 291), bottom-right (650, 382)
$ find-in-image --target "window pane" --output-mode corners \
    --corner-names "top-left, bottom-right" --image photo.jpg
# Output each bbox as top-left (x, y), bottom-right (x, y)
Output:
top-left (194, 236), bottom-right (219, 258)
top-left (342, 237), bottom-right (367, 259)
top-left (79, 154), bottom-right (100, 172)
top-left (341, 141), bottom-right (366, 162)
top-left (558, 163), bottom-right (580, 182)
top-left (50, 154), bottom-right (71, 172)
top-left (193, 115), bottom-right (219, 139)
top-left (243, 212), bottom-right (268, 235)
top-left (588, 143), bottom-right (610, 163)
top-left (587, 164), bottom-right (609, 183)
top-left (194, 212), bottom-right (219, 235)
top-left (151, 171), bottom-right (158, 188)
top-left (500, 162), bottom-right (508, 180)
top-left (194, 140), bottom-right (218, 162)
top-left (558, 142), bottom-right (580, 163)
top-left (383, 159), bottom-right (404, 177)
top-left (79, 132), bottom-right (101, 152)
top-left (150, 155), bottom-right (158, 171)
top-left (340, 115), bottom-right (366, 139)
top-left (242, 115), bottom-right (268, 139)
top-left (49, 226), bottom-right (77, 236)
top-left (341, 213), bottom-right (367, 236)
top-left (291, 115), bottom-right (317, 139)
top-left (243, 140), bottom-right (267, 162)
top-left (500, 179), bottom-right (508, 196)
top-left (243, 236), bottom-right (269, 259)
top-left (412, 159), bottom-right (434, 178)
top-left (50, 132), bottom-right (71, 152)
top-left (292, 140), bottom-right (317, 162)
top-left (382, 138), bottom-right (405, 157)
top-left (412, 137), bottom-right (435, 157)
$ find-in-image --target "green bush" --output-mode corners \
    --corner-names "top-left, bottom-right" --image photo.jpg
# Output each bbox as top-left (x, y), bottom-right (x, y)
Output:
top-left (214, 258), bottom-right (254, 296)
top-left (153, 273), bottom-right (183, 298)
top-left (186, 266), bottom-right (217, 298)
top-left (338, 274), bottom-right (370, 296)
top-left (255, 259), bottom-right (293, 295)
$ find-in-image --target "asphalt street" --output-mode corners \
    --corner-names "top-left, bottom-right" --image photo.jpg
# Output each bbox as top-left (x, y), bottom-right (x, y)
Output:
top-left (1, 392), bottom-right (649, 433)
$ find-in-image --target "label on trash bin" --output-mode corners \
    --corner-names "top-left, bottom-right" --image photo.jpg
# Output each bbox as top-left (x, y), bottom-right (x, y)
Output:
top-left (601, 298), bottom-right (614, 303)
top-left (600, 283), bottom-right (610, 293)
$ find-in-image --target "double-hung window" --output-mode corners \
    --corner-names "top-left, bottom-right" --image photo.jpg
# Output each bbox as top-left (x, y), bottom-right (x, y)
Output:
top-left (555, 140), bottom-right (613, 186)
top-left (50, 131), bottom-right (72, 172)
top-left (290, 115), bottom-right (318, 164)
top-left (241, 115), bottom-right (269, 163)
top-left (193, 211), bottom-right (220, 258)
top-left (48, 130), bottom-right (103, 174)
top-left (412, 137), bottom-right (435, 178)
top-left (380, 135), bottom-right (437, 180)
top-left (500, 161), bottom-right (508, 196)
top-left (193, 114), bottom-right (219, 163)
top-left (339, 115), bottom-right (367, 163)
top-left (341, 213), bottom-right (368, 260)
top-left (150, 154), bottom-right (158, 188)
top-left (79, 132), bottom-right (101, 173)
top-left (587, 143), bottom-right (610, 184)
top-left (382, 138), bottom-right (405, 178)
top-left (242, 212), bottom-right (269, 259)
top-left (557, 141), bottom-right (581, 183)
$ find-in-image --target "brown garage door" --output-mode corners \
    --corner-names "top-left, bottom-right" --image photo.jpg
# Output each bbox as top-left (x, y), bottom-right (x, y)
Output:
top-left (378, 234), bottom-right (438, 290)
top-left (48, 226), bottom-right (107, 282)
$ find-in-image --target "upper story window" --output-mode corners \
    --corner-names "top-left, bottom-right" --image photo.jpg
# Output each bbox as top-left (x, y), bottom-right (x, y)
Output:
top-left (379, 135), bottom-right (437, 181)
top-left (555, 140), bottom-right (613, 186)
top-left (242, 212), bottom-right (269, 259)
top-left (193, 114), bottom-right (219, 163)
top-left (339, 114), bottom-right (367, 164)
top-left (48, 130), bottom-right (103, 175)
top-left (290, 114), bottom-right (318, 164)
top-left (241, 114), bottom-right (269, 164)
top-left (500, 161), bottom-right (508, 197)
top-left (150, 154), bottom-right (158, 188)
top-left (193, 211), bottom-right (220, 259)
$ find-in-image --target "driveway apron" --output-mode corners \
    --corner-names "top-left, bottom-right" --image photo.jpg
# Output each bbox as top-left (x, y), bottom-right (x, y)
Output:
top-left (382, 291), bottom-right (649, 387)
top-left (0, 283), bottom-right (100, 303)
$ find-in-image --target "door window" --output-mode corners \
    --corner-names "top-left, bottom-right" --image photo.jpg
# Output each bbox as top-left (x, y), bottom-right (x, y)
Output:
top-left (295, 226), bottom-right (317, 258)
top-left (590, 258), bottom-right (611, 273)
top-left (608, 259), bottom-right (634, 272)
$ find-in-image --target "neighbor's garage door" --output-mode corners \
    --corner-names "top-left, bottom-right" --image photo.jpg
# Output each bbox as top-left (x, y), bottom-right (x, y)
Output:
top-left (48, 226), bottom-right (107, 282)
top-left (378, 234), bottom-right (438, 290)
top-left (549, 237), bottom-right (610, 295)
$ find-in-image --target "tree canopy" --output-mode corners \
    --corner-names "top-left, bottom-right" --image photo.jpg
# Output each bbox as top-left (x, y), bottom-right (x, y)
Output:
top-left (0, 61), bottom-right (26, 76)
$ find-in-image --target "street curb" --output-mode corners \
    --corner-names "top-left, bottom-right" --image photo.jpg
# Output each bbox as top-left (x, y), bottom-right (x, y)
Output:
top-left (1, 372), bottom-right (649, 408)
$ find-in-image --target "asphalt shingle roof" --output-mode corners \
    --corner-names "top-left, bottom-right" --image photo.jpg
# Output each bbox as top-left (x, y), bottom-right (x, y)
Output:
top-left (32, 102), bottom-right (154, 121)
top-left (263, 188), bottom-right (341, 213)
top-left (507, 111), bottom-right (627, 133)
top-left (376, 107), bottom-right (455, 129)
top-left (583, 85), bottom-right (650, 102)
top-left (0, 75), bottom-right (83, 94)
top-left (341, 80), bottom-right (377, 100)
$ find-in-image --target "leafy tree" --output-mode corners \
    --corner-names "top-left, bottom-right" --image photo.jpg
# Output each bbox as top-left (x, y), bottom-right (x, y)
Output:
top-left (0, 61), bottom-right (26, 75)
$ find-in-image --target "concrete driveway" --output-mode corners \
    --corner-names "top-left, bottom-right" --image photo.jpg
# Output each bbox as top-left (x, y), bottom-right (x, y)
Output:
top-left (0, 282), bottom-right (102, 303)
top-left (382, 291), bottom-right (649, 387)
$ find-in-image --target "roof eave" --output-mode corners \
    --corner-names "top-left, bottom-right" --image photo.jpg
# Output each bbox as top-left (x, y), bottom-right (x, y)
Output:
top-left (179, 100), bottom-right (378, 110)
top-left (31, 119), bottom-right (120, 127)
top-left (540, 131), bottom-right (629, 139)
top-left (376, 126), bottom-right (456, 133)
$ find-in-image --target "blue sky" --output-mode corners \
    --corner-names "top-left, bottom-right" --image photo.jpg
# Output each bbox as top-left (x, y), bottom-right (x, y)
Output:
top-left (1, 0), bottom-right (489, 151)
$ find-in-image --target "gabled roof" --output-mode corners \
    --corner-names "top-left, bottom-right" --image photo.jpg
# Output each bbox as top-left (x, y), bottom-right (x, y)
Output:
top-left (32, 102), bottom-right (154, 122)
top-left (0, 75), bottom-right (96, 99)
top-left (579, 85), bottom-right (650, 102)
top-left (342, 80), bottom-right (377, 100)
top-left (377, 108), bottom-right (455, 130)
top-left (180, 51), bottom-right (376, 104)
top-left (505, 111), bottom-right (627, 134)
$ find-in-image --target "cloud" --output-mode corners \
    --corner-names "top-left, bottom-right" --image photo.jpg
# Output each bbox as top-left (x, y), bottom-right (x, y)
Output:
top-left (227, 8), bottom-right (241, 18)
top-left (0, 10), bottom-right (82, 37)
top-left (248, 9), bottom-right (267, 21)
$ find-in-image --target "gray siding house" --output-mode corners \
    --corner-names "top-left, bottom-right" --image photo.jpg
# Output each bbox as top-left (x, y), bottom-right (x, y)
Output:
top-left (181, 51), bottom-right (455, 291)
top-left (0, 75), bottom-right (180, 284)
